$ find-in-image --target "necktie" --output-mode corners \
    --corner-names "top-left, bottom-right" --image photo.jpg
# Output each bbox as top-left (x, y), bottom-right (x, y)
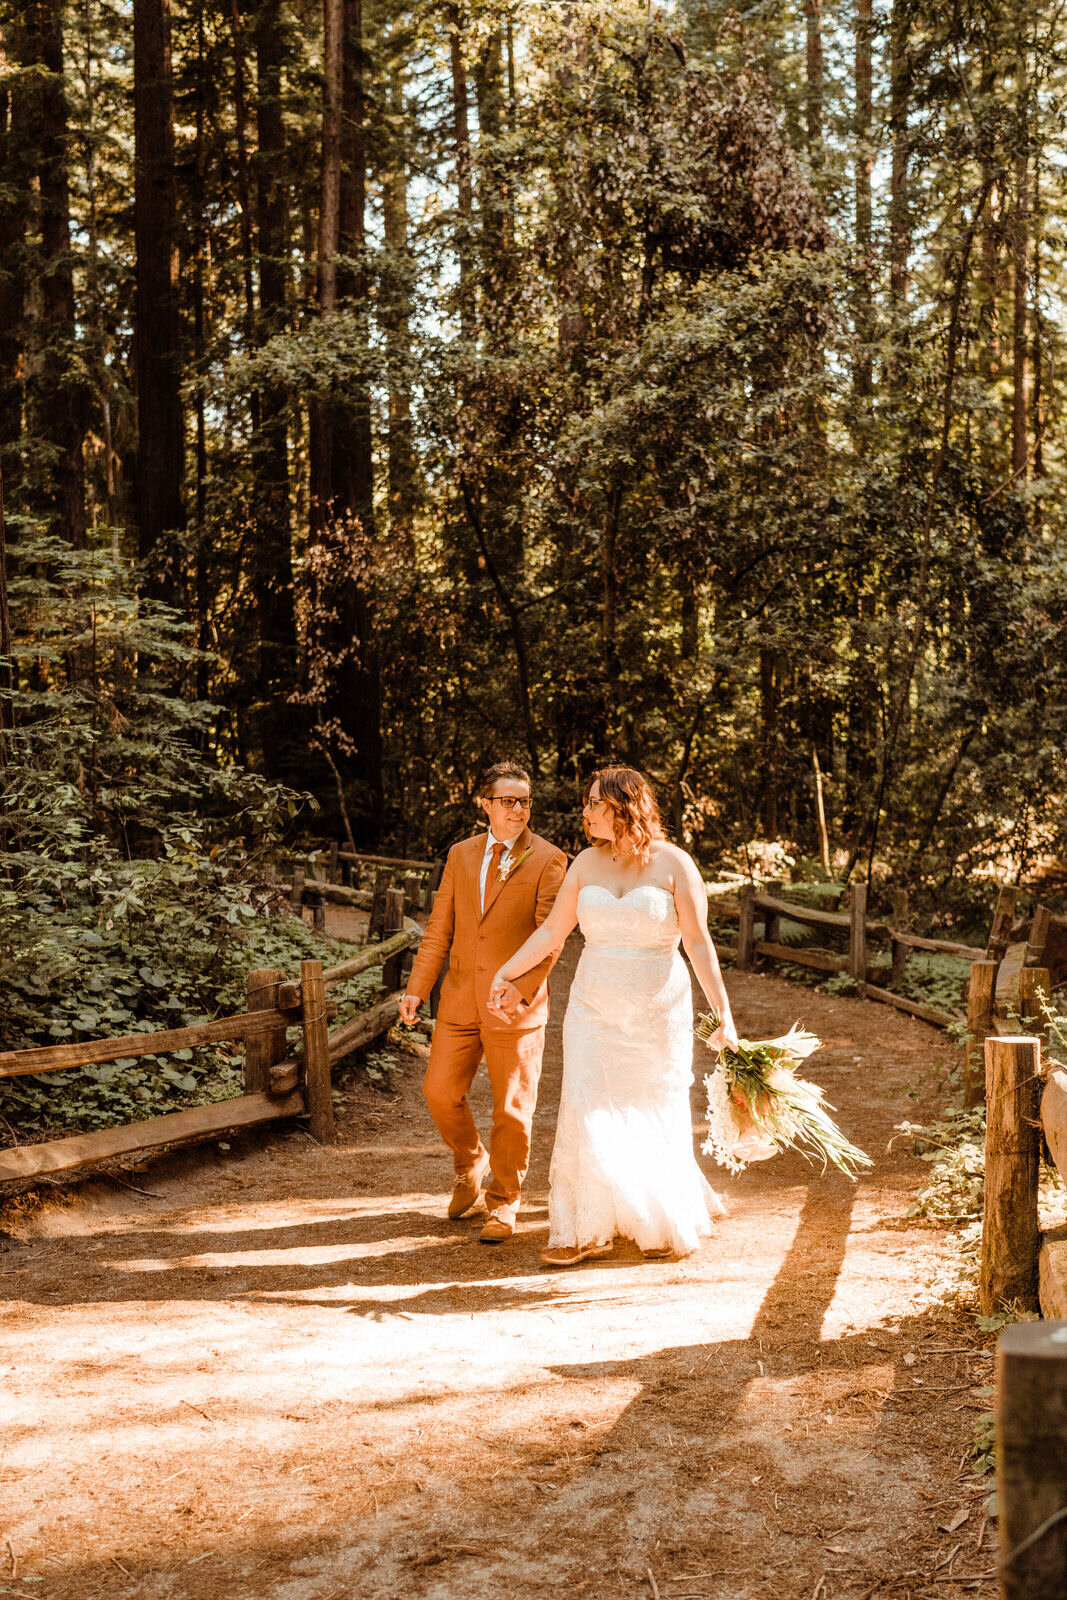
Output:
top-left (484, 841), bottom-right (506, 912)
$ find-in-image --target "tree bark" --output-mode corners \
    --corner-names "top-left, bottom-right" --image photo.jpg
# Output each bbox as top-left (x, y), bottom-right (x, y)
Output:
top-left (382, 65), bottom-right (417, 552)
top-left (133, 0), bottom-right (185, 594)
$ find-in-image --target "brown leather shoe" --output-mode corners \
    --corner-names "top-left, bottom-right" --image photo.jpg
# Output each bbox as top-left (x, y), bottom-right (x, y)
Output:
top-left (479, 1207), bottom-right (517, 1243)
top-left (447, 1154), bottom-right (490, 1220)
top-left (540, 1242), bottom-right (614, 1268)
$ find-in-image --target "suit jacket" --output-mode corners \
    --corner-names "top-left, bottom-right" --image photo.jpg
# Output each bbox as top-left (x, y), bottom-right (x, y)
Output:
top-left (406, 827), bottom-right (567, 1031)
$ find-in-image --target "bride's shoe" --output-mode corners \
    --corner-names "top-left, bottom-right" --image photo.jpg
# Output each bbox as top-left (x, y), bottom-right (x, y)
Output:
top-left (640, 1247), bottom-right (675, 1260)
top-left (539, 1242), bottom-right (614, 1268)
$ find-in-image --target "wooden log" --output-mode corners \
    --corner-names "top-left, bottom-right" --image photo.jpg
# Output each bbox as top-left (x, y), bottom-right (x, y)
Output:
top-left (0, 1090), bottom-right (307, 1184)
top-left (706, 897), bottom-right (741, 919)
top-left (752, 891), bottom-right (890, 939)
top-left (322, 928), bottom-right (418, 988)
top-left (327, 994), bottom-right (402, 1066)
top-left (861, 982), bottom-right (955, 1029)
top-left (244, 969), bottom-right (288, 1094)
top-left (736, 883), bottom-right (755, 971)
top-left (0, 1006), bottom-right (304, 1081)
top-left (988, 884), bottom-right (1019, 960)
top-left (337, 850), bottom-right (436, 871)
top-left (997, 942), bottom-right (1028, 1009)
top-left (980, 1034), bottom-right (1042, 1315)
top-left (300, 959), bottom-right (334, 1145)
top-left (753, 941), bottom-right (848, 975)
top-left (966, 960), bottom-right (998, 1108)
top-left (381, 888), bottom-right (408, 990)
top-left (995, 1320), bottom-right (1067, 1600)
top-left (889, 889), bottom-right (910, 989)
top-left (887, 929), bottom-right (986, 960)
top-left (1041, 1067), bottom-right (1067, 1189)
top-left (848, 883), bottom-right (867, 983)
top-left (290, 863), bottom-right (305, 915)
top-left (1027, 905), bottom-right (1052, 967)
top-left (1038, 1227), bottom-right (1067, 1319)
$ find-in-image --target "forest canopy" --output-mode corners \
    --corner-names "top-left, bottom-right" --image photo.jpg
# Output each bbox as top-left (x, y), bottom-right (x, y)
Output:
top-left (1, 0), bottom-right (1065, 893)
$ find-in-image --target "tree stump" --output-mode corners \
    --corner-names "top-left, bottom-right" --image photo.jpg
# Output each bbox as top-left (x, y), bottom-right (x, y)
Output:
top-left (980, 1034), bottom-right (1041, 1315)
top-left (996, 1320), bottom-right (1067, 1600)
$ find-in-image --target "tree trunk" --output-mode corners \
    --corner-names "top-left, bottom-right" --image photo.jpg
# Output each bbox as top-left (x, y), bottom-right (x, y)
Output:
top-left (133, 0), bottom-right (185, 595)
top-left (12, 0), bottom-right (88, 548)
top-left (0, 29), bottom-right (30, 497)
top-left (804, 0), bottom-right (823, 162)
top-left (853, 0), bottom-right (873, 400)
top-left (1011, 71), bottom-right (1029, 482)
top-left (888, 0), bottom-right (910, 307)
top-left (447, 2), bottom-right (475, 341)
top-left (381, 65), bottom-right (417, 553)
top-left (252, 0), bottom-right (298, 774)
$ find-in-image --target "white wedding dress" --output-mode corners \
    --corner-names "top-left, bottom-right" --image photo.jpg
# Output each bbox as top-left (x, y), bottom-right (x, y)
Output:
top-left (548, 884), bottom-right (725, 1255)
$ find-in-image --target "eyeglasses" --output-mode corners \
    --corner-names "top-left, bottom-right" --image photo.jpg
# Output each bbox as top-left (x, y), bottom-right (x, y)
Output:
top-left (487, 795), bottom-right (531, 810)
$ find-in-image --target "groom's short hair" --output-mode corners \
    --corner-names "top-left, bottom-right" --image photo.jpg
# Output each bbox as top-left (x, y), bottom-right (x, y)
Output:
top-left (478, 761), bottom-right (531, 797)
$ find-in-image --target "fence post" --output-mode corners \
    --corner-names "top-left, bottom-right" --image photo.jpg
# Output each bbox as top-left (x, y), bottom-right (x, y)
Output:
top-left (300, 958), bottom-right (335, 1144)
top-left (736, 883), bottom-right (755, 971)
top-left (966, 960), bottom-right (998, 1107)
top-left (890, 889), bottom-right (909, 990)
top-left (763, 879), bottom-right (782, 948)
top-left (326, 840), bottom-right (340, 884)
top-left (848, 883), bottom-right (867, 984)
top-left (290, 863), bottom-right (305, 916)
top-left (980, 1034), bottom-right (1041, 1315)
top-left (369, 868), bottom-right (390, 943)
top-left (381, 888), bottom-right (407, 991)
top-left (244, 967), bottom-right (288, 1094)
top-left (1027, 906), bottom-right (1052, 968)
top-left (995, 1321), bottom-right (1067, 1600)
top-left (1020, 967), bottom-right (1051, 1039)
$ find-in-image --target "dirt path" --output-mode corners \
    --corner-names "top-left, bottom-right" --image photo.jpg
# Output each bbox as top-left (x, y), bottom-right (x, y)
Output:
top-left (1, 939), bottom-right (996, 1600)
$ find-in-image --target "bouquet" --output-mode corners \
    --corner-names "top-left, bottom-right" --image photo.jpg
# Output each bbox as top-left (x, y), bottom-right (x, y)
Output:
top-left (697, 1011), bottom-right (872, 1179)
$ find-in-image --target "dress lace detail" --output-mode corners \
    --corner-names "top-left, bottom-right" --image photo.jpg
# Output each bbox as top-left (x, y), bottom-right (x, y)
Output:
top-left (548, 884), bottom-right (725, 1255)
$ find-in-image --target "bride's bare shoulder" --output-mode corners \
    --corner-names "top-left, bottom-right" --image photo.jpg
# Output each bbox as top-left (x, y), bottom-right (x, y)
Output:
top-left (651, 839), bottom-right (702, 881)
top-left (570, 846), bottom-right (601, 878)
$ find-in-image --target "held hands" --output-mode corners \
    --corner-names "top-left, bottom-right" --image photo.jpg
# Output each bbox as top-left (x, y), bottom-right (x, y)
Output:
top-left (487, 975), bottom-right (524, 1023)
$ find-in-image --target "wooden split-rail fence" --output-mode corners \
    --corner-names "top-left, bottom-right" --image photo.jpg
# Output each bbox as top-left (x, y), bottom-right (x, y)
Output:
top-left (275, 845), bottom-right (444, 941)
top-left (0, 928), bottom-right (422, 1189)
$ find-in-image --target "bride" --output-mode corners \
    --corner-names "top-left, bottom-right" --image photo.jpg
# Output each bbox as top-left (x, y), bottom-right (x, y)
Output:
top-left (488, 766), bottom-right (739, 1267)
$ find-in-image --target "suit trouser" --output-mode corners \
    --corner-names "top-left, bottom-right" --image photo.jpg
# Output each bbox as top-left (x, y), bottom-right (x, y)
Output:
top-left (423, 1019), bottom-right (546, 1210)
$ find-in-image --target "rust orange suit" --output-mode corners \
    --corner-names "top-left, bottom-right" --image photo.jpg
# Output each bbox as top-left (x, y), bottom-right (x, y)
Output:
top-left (406, 826), bottom-right (567, 1211)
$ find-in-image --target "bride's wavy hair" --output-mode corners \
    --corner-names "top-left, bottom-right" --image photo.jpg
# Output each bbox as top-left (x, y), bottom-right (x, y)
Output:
top-left (582, 766), bottom-right (665, 864)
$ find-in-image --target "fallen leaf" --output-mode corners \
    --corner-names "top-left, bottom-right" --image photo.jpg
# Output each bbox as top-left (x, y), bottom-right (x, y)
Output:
top-left (938, 1508), bottom-right (970, 1534)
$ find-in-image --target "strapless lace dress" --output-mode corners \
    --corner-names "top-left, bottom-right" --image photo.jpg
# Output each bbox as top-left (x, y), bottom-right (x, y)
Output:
top-left (547, 884), bottom-right (725, 1256)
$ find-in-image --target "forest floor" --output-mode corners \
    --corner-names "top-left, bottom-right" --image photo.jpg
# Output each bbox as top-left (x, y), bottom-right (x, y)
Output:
top-left (1, 929), bottom-right (999, 1600)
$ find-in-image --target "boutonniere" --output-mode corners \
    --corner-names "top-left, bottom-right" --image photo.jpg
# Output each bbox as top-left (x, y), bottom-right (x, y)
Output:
top-left (498, 845), bottom-right (533, 885)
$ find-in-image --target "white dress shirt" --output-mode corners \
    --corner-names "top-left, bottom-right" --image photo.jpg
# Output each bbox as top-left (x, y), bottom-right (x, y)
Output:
top-left (479, 832), bottom-right (513, 913)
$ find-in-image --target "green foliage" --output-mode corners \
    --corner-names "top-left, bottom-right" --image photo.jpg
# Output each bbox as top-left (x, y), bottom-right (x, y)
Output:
top-left (896, 1108), bottom-right (987, 1224)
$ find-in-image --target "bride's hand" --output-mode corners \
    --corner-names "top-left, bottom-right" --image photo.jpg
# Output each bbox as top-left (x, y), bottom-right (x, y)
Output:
top-left (488, 974), bottom-right (521, 1022)
top-left (704, 1018), bottom-right (739, 1054)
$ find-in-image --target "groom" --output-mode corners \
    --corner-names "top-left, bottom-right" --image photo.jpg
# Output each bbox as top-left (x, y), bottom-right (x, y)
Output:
top-left (398, 763), bottom-right (567, 1242)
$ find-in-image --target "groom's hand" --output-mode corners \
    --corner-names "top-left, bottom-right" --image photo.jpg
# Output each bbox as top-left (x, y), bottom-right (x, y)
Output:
top-left (487, 979), bottom-right (524, 1023)
top-left (398, 993), bottom-right (422, 1027)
